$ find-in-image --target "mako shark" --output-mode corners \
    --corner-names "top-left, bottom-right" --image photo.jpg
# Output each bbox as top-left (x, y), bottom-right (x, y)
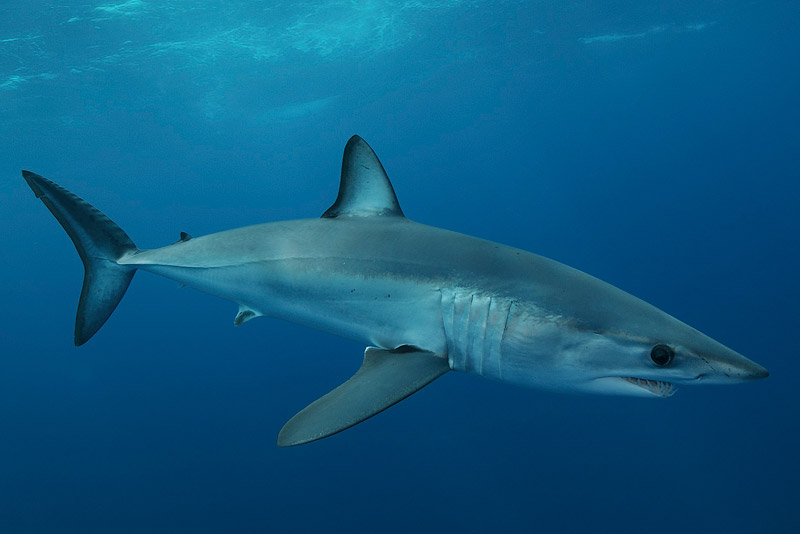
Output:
top-left (22, 135), bottom-right (768, 446)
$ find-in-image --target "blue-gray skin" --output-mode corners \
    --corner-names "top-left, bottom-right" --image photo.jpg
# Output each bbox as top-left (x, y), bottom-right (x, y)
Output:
top-left (22, 135), bottom-right (768, 446)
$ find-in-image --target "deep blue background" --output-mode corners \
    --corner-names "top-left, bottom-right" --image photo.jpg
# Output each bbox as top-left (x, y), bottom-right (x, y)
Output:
top-left (1, 2), bottom-right (797, 532)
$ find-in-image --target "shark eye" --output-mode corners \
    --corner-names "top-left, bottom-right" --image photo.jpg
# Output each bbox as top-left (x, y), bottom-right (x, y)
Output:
top-left (651, 344), bottom-right (674, 366)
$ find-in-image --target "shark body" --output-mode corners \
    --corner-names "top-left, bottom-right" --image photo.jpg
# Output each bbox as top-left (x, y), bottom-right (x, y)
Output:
top-left (23, 136), bottom-right (768, 446)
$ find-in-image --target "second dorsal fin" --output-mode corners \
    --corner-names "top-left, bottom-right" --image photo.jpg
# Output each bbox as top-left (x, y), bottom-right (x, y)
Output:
top-left (322, 135), bottom-right (405, 219)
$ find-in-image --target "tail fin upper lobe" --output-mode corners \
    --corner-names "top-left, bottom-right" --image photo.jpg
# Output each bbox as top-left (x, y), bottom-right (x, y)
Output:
top-left (22, 170), bottom-right (138, 345)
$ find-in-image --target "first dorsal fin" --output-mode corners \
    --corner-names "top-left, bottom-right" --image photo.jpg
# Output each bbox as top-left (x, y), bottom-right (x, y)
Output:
top-left (322, 135), bottom-right (405, 218)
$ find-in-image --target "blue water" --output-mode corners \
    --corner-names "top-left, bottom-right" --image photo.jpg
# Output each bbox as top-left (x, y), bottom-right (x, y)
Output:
top-left (1, 2), bottom-right (798, 532)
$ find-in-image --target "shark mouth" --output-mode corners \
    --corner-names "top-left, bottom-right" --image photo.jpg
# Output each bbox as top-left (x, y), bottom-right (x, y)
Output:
top-left (620, 377), bottom-right (676, 397)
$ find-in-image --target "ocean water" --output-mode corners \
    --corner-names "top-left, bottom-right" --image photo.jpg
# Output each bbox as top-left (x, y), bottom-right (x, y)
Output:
top-left (1, 1), bottom-right (798, 532)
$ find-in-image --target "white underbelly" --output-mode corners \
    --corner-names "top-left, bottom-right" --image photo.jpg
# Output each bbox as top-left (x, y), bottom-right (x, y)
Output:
top-left (139, 261), bottom-right (449, 355)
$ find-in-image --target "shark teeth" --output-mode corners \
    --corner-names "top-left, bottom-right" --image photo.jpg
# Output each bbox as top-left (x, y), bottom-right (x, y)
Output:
top-left (620, 377), bottom-right (676, 398)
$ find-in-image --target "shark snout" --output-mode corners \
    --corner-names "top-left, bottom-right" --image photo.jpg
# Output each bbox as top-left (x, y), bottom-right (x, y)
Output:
top-left (728, 358), bottom-right (769, 381)
top-left (701, 345), bottom-right (769, 383)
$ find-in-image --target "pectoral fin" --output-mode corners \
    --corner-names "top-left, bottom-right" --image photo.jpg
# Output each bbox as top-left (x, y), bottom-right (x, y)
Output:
top-left (277, 346), bottom-right (450, 447)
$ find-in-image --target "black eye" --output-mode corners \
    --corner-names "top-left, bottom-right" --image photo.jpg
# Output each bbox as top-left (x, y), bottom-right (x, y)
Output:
top-left (650, 344), bottom-right (674, 366)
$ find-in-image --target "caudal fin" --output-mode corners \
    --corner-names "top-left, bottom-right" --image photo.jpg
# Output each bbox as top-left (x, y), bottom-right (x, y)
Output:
top-left (22, 170), bottom-right (138, 345)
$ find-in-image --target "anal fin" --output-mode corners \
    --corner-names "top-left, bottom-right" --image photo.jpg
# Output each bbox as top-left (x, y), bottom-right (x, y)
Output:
top-left (277, 346), bottom-right (450, 447)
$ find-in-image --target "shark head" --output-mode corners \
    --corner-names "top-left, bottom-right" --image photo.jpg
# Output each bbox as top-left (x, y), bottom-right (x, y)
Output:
top-left (498, 261), bottom-right (769, 398)
top-left (566, 326), bottom-right (769, 398)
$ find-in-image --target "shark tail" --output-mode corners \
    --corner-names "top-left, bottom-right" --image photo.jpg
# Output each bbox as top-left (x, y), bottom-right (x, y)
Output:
top-left (22, 170), bottom-right (138, 346)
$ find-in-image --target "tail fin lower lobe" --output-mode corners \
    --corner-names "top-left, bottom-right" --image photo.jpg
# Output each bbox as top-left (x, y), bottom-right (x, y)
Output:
top-left (22, 170), bottom-right (138, 345)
